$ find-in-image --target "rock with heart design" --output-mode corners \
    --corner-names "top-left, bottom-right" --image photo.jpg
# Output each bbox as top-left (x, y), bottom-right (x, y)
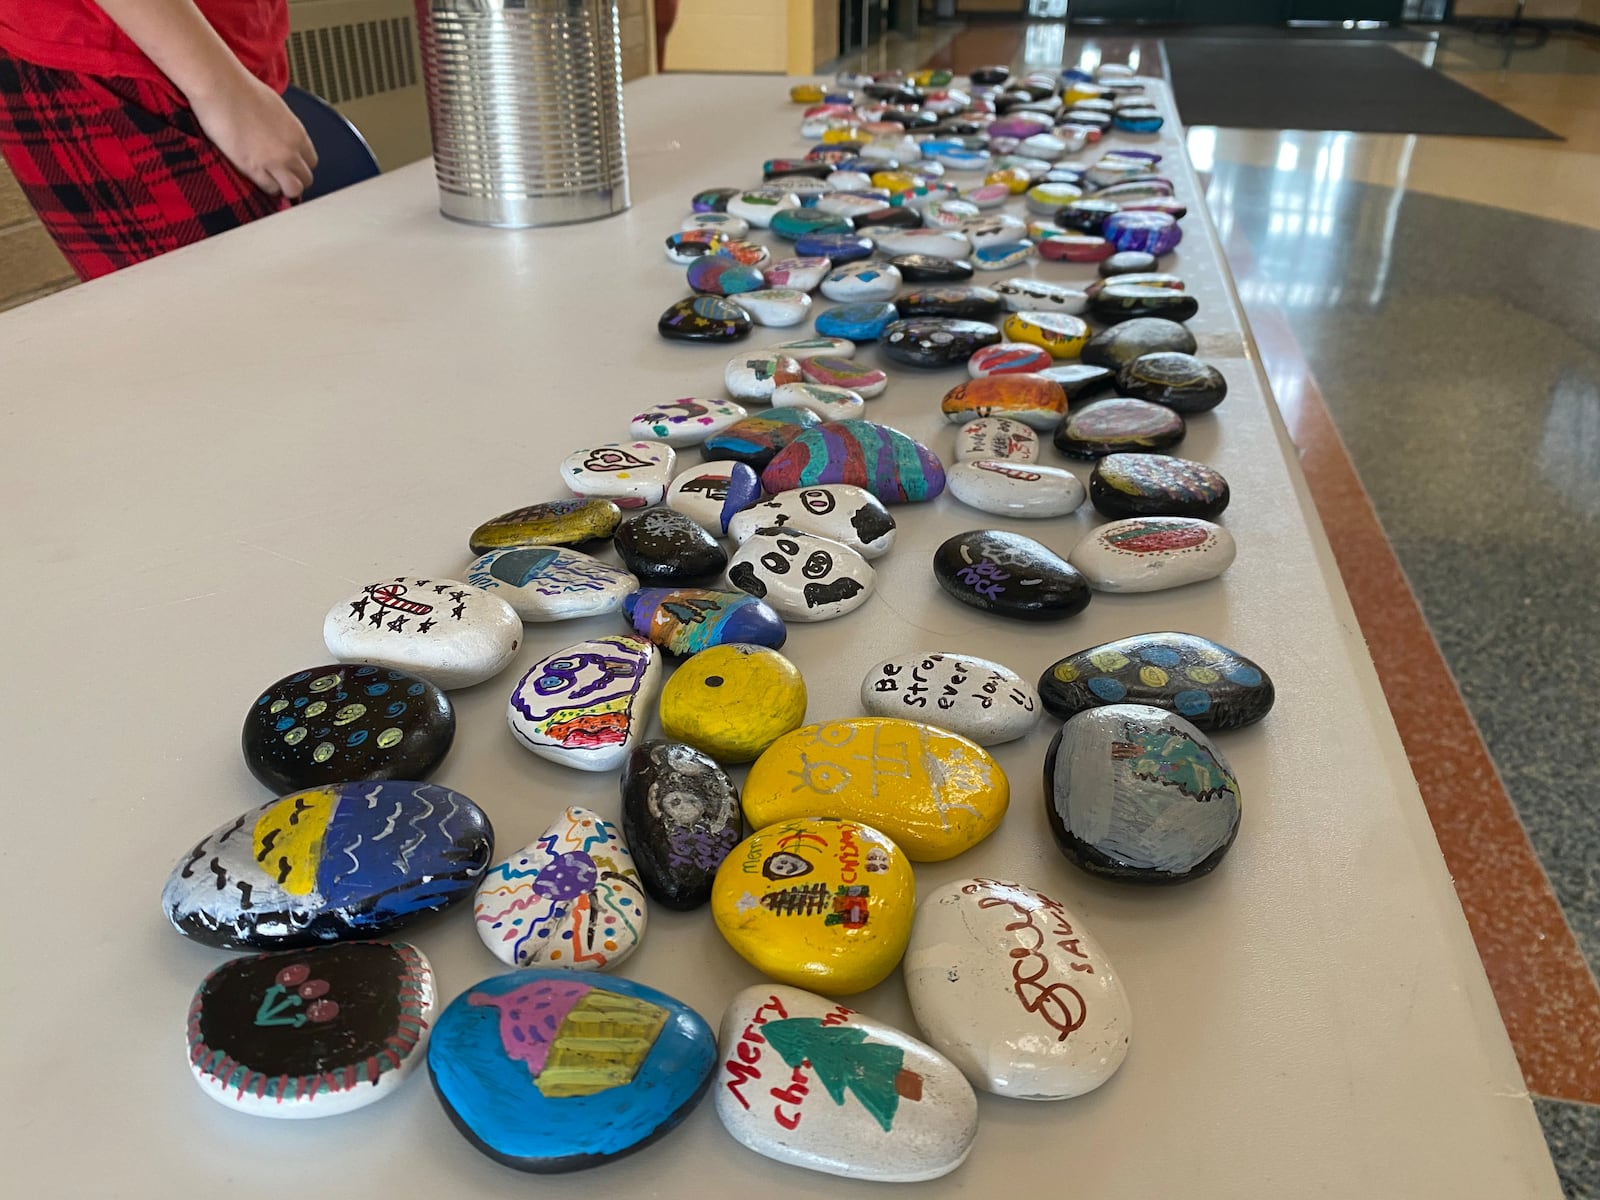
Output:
top-left (947, 460), bottom-right (1086, 518)
top-left (241, 664), bottom-right (455, 794)
top-left (1044, 704), bottom-right (1242, 884)
top-left (904, 879), bottom-right (1131, 1099)
top-left (665, 463), bottom-right (763, 534)
top-left (711, 818), bottom-right (915, 995)
top-left (185, 941), bottom-right (437, 1118)
top-left (761, 419), bottom-right (945, 504)
top-left (622, 587), bottom-right (787, 655)
top-left (727, 484), bottom-right (896, 560)
top-left (713, 983), bottom-right (978, 1181)
top-left (468, 497), bottom-right (622, 555)
top-left (323, 576), bottom-right (521, 689)
top-left (703, 408), bottom-right (823, 470)
top-left (939, 373), bottom-right (1068, 430)
top-left (953, 416), bottom-right (1040, 463)
top-left (742, 719), bottom-right (1008, 861)
top-left (560, 441), bottom-right (676, 508)
top-left (474, 806), bottom-right (648, 969)
top-left (161, 782), bottom-right (494, 949)
top-left (726, 527), bottom-right (875, 622)
top-left (629, 398), bottom-right (747, 446)
top-left (621, 741), bottom-right (743, 910)
top-left (612, 507), bottom-right (729, 586)
top-left (507, 634), bottom-right (663, 772)
top-left (429, 969), bottom-right (715, 1171)
top-left (933, 530), bottom-right (1091, 621)
top-left (464, 547), bottom-right (638, 621)
top-left (859, 652), bottom-right (1039, 746)
top-left (1069, 516), bottom-right (1235, 593)
top-left (659, 643), bottom-right (808, 764)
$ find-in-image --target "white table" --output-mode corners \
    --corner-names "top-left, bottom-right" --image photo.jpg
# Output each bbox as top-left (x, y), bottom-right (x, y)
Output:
top-left (0, 74), bottom-right (1561, 1197)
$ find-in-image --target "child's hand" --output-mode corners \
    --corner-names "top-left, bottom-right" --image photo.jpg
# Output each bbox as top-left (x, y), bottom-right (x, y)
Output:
top-left (190, 71), bottom-right (319, 199)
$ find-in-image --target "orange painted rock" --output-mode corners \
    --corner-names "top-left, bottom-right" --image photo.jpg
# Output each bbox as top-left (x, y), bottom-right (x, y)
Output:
top-left (939, 374), bottom-right (1069, 431)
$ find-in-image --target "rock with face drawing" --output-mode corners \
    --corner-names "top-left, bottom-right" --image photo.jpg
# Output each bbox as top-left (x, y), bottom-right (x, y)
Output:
top-left (620, 741), bottom-right (743, 910)
top-left (726, 485), bottom-right (896, 560)
top-left (725, 528), bottom-right (875, 622)
top-left (506, 634), bottom-right (663, 772)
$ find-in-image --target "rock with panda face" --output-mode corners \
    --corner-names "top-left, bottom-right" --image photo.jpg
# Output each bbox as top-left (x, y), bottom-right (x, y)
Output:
top-left (725, 527), bottom-right (875, 622)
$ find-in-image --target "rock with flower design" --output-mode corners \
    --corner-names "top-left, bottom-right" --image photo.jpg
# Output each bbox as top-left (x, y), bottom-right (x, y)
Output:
top-left (429, 969), bottom-right (716, 1171)
top-left (186, 941), bottom-right (437, 1118)
top-left (621, 740), bottom-right (743, 910)
top-left (474, 806), bottom-right (648, 970)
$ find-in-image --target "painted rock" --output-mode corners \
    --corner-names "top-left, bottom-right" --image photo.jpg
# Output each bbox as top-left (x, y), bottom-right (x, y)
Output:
top-left (1100, 250), bottom-right (1157, 277)
top-left (1089, 283), bottom-right (1199, 325)
top-left (1025, 182), bottom-right (1084, 213)
top-left (691, 187), bottom-right (738, 213)
top-left (1116, 352), bottom-right (1227, 413)
top-left (890, 253), bottom-right (974, 281)
top-left (1084, 271), bottom-right (1185, 300)
top-left (687, 255), bottom-right (765, 296)
top-left (623, 587), bottom-right (787, 655)
top-left (469, 497), bottom-right (622, 554)
top-left (1054, 398), bottom-right (1186, 458)
top-left (1102, 210), bottom-right (1181, 256)
top-left (882, 317), bottom-right (1001, 368)
top-left (1001, 311), bottom-right (1089, 359)
top-left (895, 285), bottom-right (1002, 320)
top-left (954, 416), bottom-right (1040, 463)
top-left (429, 970), bottom-right (715, 1171)
top-left (1036, 361), bottom-right (1116, 400)
top-left (665, 462), bottom-right (761, 534)
top-left (860, 653), bottom-right (1039, 746)
top-left (794, 231), bottom-right (876, 262)
top-left (1069, 516), bottom-right (1235, 592)
top-left (507, 634), bottom-right (663, 772)
top-left (972, 241), bottom-right (1035, 271)
top-left (630, 398), bottom-right (747, 446)
top-left (725, 352), bottom-right (804, 402)
top-left (613, 507), bottom-right (729, 585)
top-left (853, 204), bottom-right (921, 231)
top-left (1055, 198), bottom-right (1119, 234)
top-left (323, 577), bottom-right (521, 690)
top-left (947, 460), bottom-right (1086, 518)
top-left (965, 182), bottom-right (1011, 209)
top-left (904, 879), bottom-right (1130, 1099)
top-left (801, 354), bottom-right (888, 397)
top-left (703, 408), bottom-right (823, 469)
top-left (621, 741), bottom-right (743, 909)
top-left (728, 484), bottom-right (897, 560)
top-left (474, 806), bottom-right (647, 969)
top-left (816, 190), bottom-right (892, 218)
top-left (658, 295), bottom-right (752, 343)
top-left (1039, 632), bottom-right (1274, 730)
top-left (770, 208), bottom-right (854, 242)
top-left (940, 373), bottom-right (1068, 430)
top-left (714, 984), bottom-right (978, 1181)
top-left (763, 256), bottom-right (833, 292)
top-left (683, 212), bottom-right (751, 238)
top-left (761, 419), bottom-right (945, 504)
top-left (815, 300), bottom-right (898, 342)
top-left (1037, 234), bottom-right (1113, 263)
top-left (186, 941), bottom-right (436, 1118)
top-left (770, 334), bottom-right (856, 359)
top-left (560, 441), bottom-right (676, 508)
top-left (743, 719), bottom-right (1008, 862)
top-left (820, 261), bottom-right (903, 303)
top-left (711, 818), bottom-right (914, 994)
top-left (923, 197), bottom-right (981, 227)
top-left (241, 664), bottom-right (454, 794)
top-left (739, 287), bottom-right (814, 328)
top-left (869, 227), bottom-right (970, 259)
top-left (772, 380), bottom-right (867, 423)
top-left (1044, 704), bottom-right (1241, 884)
top-left (933, 530), bottom-right (1091, 621)
top-left (727, 527), bottom-right (874, 622)
top-left (1090, 453), bottom-right (1230, 520)
top-left (966, 342), bottom-right (1055, 377)
top-left (659, 643), bottom-right (808, 764)
top-left (465, 546), bottom-right (638, 621)
top-left (161, 782), bottom-right (493, 949)
top-left (727, 189), bottom-right (803, 228)
top-left (663, 229), bottom-right (731, 264)
top-left (1080, 317), bottom-right (1196, 368)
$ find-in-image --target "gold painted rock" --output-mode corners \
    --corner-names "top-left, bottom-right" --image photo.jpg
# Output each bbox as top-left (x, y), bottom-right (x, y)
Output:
top-left (939, 373), bottom-right (1068, 431)
top-left (711, 817), bottom-right (914, 995)
top-left (742, 719), bottom-right (1009, 861)
top-left (1001, 311), bottom-right (1090, 359)
top-left (659, 644), bottom-right (807, 764)
top-left (468, 498), bottom-right (622, 555)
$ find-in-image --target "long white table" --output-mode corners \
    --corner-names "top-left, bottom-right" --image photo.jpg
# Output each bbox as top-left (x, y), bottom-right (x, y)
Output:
top-left (0, 73), bottom-right (1561, 1197)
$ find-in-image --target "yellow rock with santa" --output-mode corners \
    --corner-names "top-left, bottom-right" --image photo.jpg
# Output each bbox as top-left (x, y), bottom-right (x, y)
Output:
top-left (741, 719), bottom-right (1009, 861)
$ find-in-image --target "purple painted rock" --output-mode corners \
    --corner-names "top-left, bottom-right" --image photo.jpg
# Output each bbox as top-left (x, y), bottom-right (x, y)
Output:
top-left (1103, 210), bottom-right (1182, 257)
top-left (761, 420), bottom-right (945, 504)
top-left (623, 587), bottom-right (787, 655)
top-left (687, 256), bottom-right (766, 296)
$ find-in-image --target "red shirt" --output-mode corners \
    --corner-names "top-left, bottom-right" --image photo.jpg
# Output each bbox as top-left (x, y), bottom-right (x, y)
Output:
top-left (0, 1), bottom-right (288, 93)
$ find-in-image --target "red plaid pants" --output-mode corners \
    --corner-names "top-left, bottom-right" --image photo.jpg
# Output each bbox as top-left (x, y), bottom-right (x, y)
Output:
top-left (0, 53), bottom-right (287, 280)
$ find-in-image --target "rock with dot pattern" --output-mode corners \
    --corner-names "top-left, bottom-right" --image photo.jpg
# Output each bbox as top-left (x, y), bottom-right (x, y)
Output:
top-left (1037, 632), bottom-right (1274, 731)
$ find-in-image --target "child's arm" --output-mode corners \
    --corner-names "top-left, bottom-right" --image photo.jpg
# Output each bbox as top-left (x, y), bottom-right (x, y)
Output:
top-left (93, 0), bottom-right (317, 198)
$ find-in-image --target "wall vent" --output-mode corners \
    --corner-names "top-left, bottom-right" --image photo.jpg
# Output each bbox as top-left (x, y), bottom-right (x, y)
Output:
top-left (287, 16), bottom-right (419, 105)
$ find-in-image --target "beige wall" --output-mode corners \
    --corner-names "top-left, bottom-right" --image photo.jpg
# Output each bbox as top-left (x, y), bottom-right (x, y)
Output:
top-left (0, 166), bottom-right (75, 312)
top-left (665, 0), bottom-right (835, 74)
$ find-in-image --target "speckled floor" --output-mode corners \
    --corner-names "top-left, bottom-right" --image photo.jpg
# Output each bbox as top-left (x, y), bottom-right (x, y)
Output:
top-left (838, 19), bottom-right (1600, 1196)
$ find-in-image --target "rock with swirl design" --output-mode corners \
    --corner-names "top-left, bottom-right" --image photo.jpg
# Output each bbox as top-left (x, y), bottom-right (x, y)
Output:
top-left (507, 634), bottom-right (662, 772)
top-left (904, 879), bottom-right (1131, 1100)
top-left (742, 719), bottom-right (1008, 861)
top-left (474, 806), bottom-right (648, 970)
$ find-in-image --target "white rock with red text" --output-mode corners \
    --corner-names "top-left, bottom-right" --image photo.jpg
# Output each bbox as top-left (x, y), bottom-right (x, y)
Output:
top-left (714, 983), bottom-right (978, 1181)
top-left (904, 878), bottom-right (1131, 1100)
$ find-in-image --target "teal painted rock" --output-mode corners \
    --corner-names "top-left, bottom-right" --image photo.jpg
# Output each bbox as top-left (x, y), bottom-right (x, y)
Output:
top-left (622, 587), bottom-right (787, 654)
top-left (760, 420), bottom-right (945, 504)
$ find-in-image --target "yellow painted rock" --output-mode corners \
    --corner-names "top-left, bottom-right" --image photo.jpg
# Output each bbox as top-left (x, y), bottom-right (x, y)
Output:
top-left (711, 817), bottom-right (913, 995)
top-left (742, 719), bottom-right (1009, 861)
top-left (1001, 311), bottom-right (1090, 359)
top-left (790, 84), bottom-right (824, 104)
top-left (870, 170), bottom-right (919, 195)
top-left (659, 644), bottom-right (807, 764)
top-left (984, 167), bottom-right (1032, 195)
top-left (821, 127), bottom-right (862, 144)
top-left (940, 373), bottom-right (1069, 431)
